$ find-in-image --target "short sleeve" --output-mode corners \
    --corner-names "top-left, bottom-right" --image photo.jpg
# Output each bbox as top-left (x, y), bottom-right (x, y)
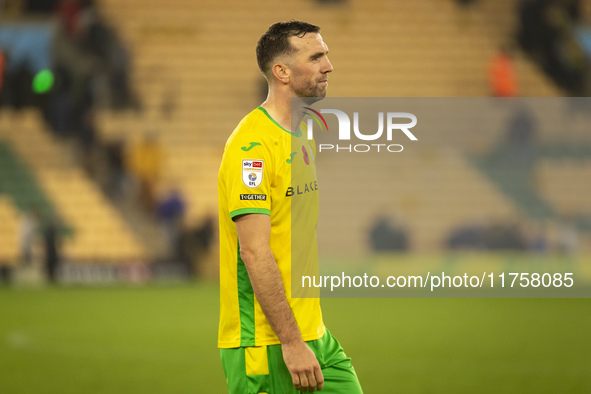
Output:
top-left (222, 139), bottom-right (274, 220)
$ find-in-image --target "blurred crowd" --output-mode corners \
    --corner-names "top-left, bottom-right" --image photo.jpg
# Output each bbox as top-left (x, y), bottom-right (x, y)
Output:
top-left (446, 218), bottom-right (579, 254)
top-left (0, 1), bottom-right (214, 271)
top-left (369, 216), bottom-right (579, 255)
top-left (517, 0), bottom-right (587, 94)
top-left (0, 0), bottom-right (136, 178)
top-left (1, 0), bottom-right (134, 111)
top-left (2, 0), bottom-right (587, 276)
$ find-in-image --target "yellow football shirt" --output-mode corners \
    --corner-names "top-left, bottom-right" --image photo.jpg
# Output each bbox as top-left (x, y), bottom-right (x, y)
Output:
top-left (218, 106), bottom-right (325, 348)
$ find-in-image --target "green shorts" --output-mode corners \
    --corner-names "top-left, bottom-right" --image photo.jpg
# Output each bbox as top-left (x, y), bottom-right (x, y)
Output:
top-left (220, 329), bottom-right (363, 394)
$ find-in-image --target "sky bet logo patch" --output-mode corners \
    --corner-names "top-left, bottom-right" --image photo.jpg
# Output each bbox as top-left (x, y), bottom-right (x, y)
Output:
top-left (242, 160), bottom-right (264, 188)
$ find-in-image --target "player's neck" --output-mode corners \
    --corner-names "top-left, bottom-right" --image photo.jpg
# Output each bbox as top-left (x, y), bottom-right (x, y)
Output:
top-left (261, 89), bottom-right (306, 132)
top-left (261, 92), bottom-right (292, 132)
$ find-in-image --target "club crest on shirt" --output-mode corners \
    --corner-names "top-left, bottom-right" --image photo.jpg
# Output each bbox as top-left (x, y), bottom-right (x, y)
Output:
top-left (242, 160), bottom-right (264, 188)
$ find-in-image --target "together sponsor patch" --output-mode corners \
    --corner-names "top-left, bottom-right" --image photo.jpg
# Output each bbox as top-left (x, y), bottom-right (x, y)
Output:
top-left (240, 194), bottom-right (267, 201)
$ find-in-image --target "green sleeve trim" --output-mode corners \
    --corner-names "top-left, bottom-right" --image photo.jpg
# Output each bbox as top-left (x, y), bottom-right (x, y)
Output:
top-left (230, 208), bottom-right (271, 219)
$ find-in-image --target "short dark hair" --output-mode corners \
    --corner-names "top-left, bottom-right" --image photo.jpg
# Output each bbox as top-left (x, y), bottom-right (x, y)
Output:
top-left (256, 20), bottom-right (320, 75)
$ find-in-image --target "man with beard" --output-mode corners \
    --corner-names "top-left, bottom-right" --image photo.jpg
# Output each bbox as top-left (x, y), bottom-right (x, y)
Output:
top-left (217, 21), bottom-right (363, 393)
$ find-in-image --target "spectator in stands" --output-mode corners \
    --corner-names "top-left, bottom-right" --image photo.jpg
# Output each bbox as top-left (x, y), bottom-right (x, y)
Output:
top-left (517, 0), bottom-right (543, 53)
top-left (489, 44), bottom-right (518, 97)
top-left (6, 61), bottom-right (35, 109)
top-left (47, 63), bottom-right (74, 136)
top-left (517, 0), bottom-right (585, 94)
top-left (0, 47), bottom-right (11, 108)
top-left (77, 3), bottom-right (110, 61)
top-left (75, 6), bottom-right (136, 110)
top-left (447, 224), bottom-right (485, 250)
top-left (43, 215), bottom-right (62, 283)
top-left (557, 216), bottom-right (579, 255)
top-left (54, 0), bottom-right (82, 39)
top-left (0, 266), bottom-right (11, 285)
top-left (530, 223), bottom-right (548, 254)
top-left (506, 104), bottom-right (537, 165)
top-left (24, 0), bottom-right (58, 13)
top-left (78, 106), bottom-right (97, 174)
top-left (0, 49), bottom-right (6, 98)
top-left (108, 33), bottom-right (134, 110)
top-left (104, 139), bottom-right (129, 199)
top-left (369, 216), bottom-right (408, 251)
top-left (543, 1), bottom-right (579, 87)
top-left (18, 207), bottom-right (40, 265)
top-left (564, 0), bottom-right (581, 23)
top-left (157, 188), bottom-right (186, 259)
top-left (181, 215), bottom-right (215, 276)
top-left (128, 133), bottom-right (163, 213)
top-left (483, 221), bottom-right (527, 250)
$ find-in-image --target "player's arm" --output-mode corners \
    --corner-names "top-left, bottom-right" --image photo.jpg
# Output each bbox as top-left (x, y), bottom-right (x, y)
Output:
top-left (235, 213), bottom-right (324, 393)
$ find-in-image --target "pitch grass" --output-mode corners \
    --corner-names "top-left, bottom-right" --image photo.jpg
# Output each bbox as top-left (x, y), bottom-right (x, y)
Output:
top-left (0, 282), bottom-right (590, 393)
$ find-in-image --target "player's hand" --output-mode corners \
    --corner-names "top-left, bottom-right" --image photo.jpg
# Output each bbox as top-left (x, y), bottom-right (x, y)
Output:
top-left (281, 340), bottom-right (324, 392)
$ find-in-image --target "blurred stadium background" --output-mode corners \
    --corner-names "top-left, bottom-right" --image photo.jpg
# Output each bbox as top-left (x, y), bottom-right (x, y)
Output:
top-left (1, 0), bottom-right (591, 392)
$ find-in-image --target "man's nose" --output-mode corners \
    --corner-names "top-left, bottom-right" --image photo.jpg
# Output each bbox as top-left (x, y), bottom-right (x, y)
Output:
top-left (323, 57), bottom-right (333, 73)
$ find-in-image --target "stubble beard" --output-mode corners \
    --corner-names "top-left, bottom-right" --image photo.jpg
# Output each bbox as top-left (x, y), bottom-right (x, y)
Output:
top-left (295, 80), bottom-right (327, 103)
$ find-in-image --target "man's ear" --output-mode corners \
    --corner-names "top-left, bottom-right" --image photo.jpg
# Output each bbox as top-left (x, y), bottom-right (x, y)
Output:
top-left (271, 62), bottom-right (290, 84)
